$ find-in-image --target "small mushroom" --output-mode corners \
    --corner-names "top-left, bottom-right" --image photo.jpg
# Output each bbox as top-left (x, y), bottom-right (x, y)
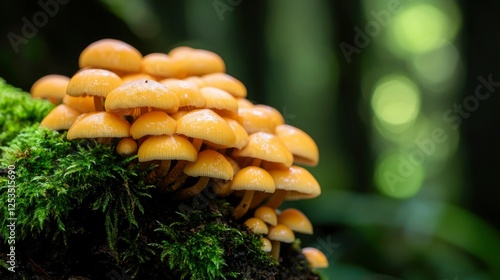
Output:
top-left (302, 247), bottom-right (328, 269)
top-left (277, 208), bottom-right (313, 235)
top-left (201, 72), bottom-right (247, 98)
top-left (275, 124), bottom-right (319, 167)
top-left (129, 111), bottom-right (177, 140)
top-left (142, 53), bottom-right (179, 79)
top-left (176, 150), bottom-right (233, 199)
top-left (63, 95), bottom-right (95, 113)
top-left (159, 79), bottom-right (206, 110)
top-left (30, 74), bottom-right (70, 104)
top-left (231, 166), bottom-right (275, 220)
top-left (116, 137), bottom-right (138, 156)
top-left (169, 46), bottom-right (225, 78)
top-left (66, 111), bottom-right (131, 143)
top-left (79, 38), bottom-right (143, 74)
top-left (244, 217), bottom-right (269, 235)
top-left (260, 237), bottom-right (272, 253)
top-left (232, 131), bottom-right (293, 168)
top-left (200, 86), bottom-right (239, 116)
top-left (66, 68), bottom-right (122, 111)
top-left (40, 104), bottom-right (81, 131)
top-left (254, 206), bottom-right (277, 226)
top-left (267, 224), bottom-right (295, 261)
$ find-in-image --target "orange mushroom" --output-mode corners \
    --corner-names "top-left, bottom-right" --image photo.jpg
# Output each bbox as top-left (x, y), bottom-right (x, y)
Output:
top-left (30, 74), bottom-right (69, 105)
top-left (79, 38), bottom-right (143, 73)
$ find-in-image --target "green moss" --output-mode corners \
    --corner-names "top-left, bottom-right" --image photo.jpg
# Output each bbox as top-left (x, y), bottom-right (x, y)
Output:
top-left (0, 78), bottom-right (54, 147)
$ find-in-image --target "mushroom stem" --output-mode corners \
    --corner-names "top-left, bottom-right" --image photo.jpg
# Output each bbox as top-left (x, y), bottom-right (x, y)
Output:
top-left (233, 190), bottom-right (255, 220)
top-left (270, 240), bottom-right (281, 261)
top-left (94, 96), bottom-right (104, 111)
top-left (176, 176), bottom-right (209, 199)
top-left (161, 160), bottom-right (189, 192)
top-left (265, 190), bottom-right (287, 209)
top-left (249, 192), bottom-right (269, 209)
top-left (156, 160), bottom-right (172, 178)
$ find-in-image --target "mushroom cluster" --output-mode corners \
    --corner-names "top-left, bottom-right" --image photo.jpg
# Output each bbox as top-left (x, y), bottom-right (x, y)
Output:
top-left (31, 38), bottom-right (328, 268)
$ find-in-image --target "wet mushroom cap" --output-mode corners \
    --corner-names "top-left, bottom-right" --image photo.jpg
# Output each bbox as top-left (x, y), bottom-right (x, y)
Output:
top-left (254, 206), bottom-right (278, 226)
top-left (40, 104), bottom-right (81, 130)
top-left (302, 247), bottom-right (328, 268)
top-left (201, 73), bottom-right (247, 98)
top-left (237, 107), bottom-right (278, 134)
top-left (277, 208), bottom-right (313, 235)
top-left (183, 149), bottom-right (234, 180)
top-left (200, 86), bottom-right (238, 113)
top-left (137, 135), bottom-right (197, 162)
top-left (130, 111), bottom-right (177, 139)
top-left (231, 166), bottom-right (275, 193)
top-left (105, 79), bottom-right (179, 115)
top-left (275, 124), bottom-right (319, 166)
top-left (169, 47), bottom-right (225, 78)
top-left (142, 53), bottom-right (179, 78)
top-left (261, 238), bottom-right (272, 253)
top-left (79, 38), bottom-right (143, 73)
top-left (268, 165), bottom-right (321, 200)
top-left (63, 95), bottom-right (95, 113)
top-left (244, 217), bottom-right (269, 235)
top-left (67, 111), bottom-right (131, 140)
top-left (232, 132), bottom-right (293, 167)
top-left (30, 74), bottom-right (70, 104)
top-left (176, 109), bottom-right (236, 147)
top-left (66, 68), bottom-right (122, 98)
top-left (159, 79), bottom-right (206, 109)
top-left (267, 224), bottom-right (295, 243)
top-left (116, 137), bottom-right (138, 156)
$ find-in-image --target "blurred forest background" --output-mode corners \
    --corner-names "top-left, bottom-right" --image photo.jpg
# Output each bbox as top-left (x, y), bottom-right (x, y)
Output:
top-left (1, 0), bottom-right (500, 279)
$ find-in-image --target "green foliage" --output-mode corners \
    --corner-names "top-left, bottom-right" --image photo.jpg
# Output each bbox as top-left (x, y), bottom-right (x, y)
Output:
top-left (0, 78), bottom-right (54, 147)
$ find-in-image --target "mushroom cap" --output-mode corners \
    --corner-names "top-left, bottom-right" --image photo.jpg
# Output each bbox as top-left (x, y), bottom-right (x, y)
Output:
top-left (267, 165), bottom-right (321, 200)
top-left (105, 79), bottom-right (179, 115)
top-left (201, 73), bottom-right (247, 98)
top-left (159, 79), bottom-right (205, 109)
top-left (66, 69), bottom-right (122, 98)
top-left (121, 73), bottom-right (157, 84)
top-left (237, 107), bottom-right (278, 134)
top-left (40, 104), bottom-right (81, 130)
top-left (277, 208), bottom-right (313, 235)
top-left (244, 217), bottom-right (269, 235)
top-left (137, 135), bottom-right (197, 162)
top-left (63, 95), bottom-right (95, 113)
top-left (169, 46), bottom-right (225, 78)
top-left (176, 109), bottom-right (235, 147)
top-left (254, 206), bottom-right (278, 226)
top-left (183, 76), bottom-right (206, 87)
top-left (116, 137), bottom-right (138, 156)
top-left (183, 149), bottom-right (234, 180)
top-left (236, 98), bottom-right (254, 109)
top-left (130, 111), bottom-right (176, 139)
top-left (79, 38), bottom-right (143, 73)
top-left (267, 224), bottom-right (295, 243)
top-left (142, 53), bottom-right (179, 78)
top-left (253, 104), bottom-right (285, 126)
top-left (67, 111), bottom-right (131, 140)
top-left (261, 238), bottom-right (272, 253)
top-left (201, 86), bottom-right (238, 113)
top-left (302, 247), bottom-right (328, 268)
top-left (230, 166), bottom-right (275, 193)
top-left (30, 74), bottom-right (69, 104)
top-left (275, 124), bottom-right (319, 166)
top-left (204, 117), bottom-right (248, 150)
top-left (232, 132), bottom-right (293, 167)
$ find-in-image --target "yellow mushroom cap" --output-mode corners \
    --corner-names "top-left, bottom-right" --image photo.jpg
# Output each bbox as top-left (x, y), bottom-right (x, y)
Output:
top-left (267, 224), bottom-right (295, 243)
top-left (30, 74), bottom-right (69, 104)
top-left (275, 124), bottom-right (319, 166)
top-left (277, 208), bottom-right (313, 235)
top-left (176, 109), bottom-right (235, 147)
top-left (67, 111), bottom-right (131, 140)
top-left (237, 107), bottom-right (278, 134)
top-left (105, 79), bottom-right (179, 115)
top-left (268, 165), bottom-right (321, 200)
top-left (201, 73), bottom-right (247, 98)
top-left (40, 104), bottom-right (81, 130)
top-left (230, 166), bottom-right (275, 193)
top-left (302, 247), bottom-right (329, 268)
top-left (63, 95), bottom-right (95, 113)
top-left (130, 111), bottom-right (176, 139)
top-left (253, 104), bottom-right (285, 126)
top-left (169, 46), bottom-right (226, 78)
top-left (184, 76), bottom-right (206, 87)
top-left (159, 79), bottom-right (205, 109)
top-left (66, 69), bottom-right (122, 98)
top-left (183, 150), bottom-right (234, 180)
top-left (201, 87), bottom-right (238, 113)
top-left (244, 217), bottom-right (269, 235)
top-left (137, 135), bottom-right (197, 162)
top-left (121, 73), bottom-right (157, 84)
top-left (232, 132), bottom-right (293, 167)
top-left (261, 238), bottom-right (272, 253)
top-left (79, 38), bottom-right (143, 73)
top-left (116, 137), bottom-right (138, 156)
top-left (142, 53), bottom-right (179, 78)
top-left (236, 98), bottom-right (254, 109)
top-left (254, 206), bottom-right (278, 226)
